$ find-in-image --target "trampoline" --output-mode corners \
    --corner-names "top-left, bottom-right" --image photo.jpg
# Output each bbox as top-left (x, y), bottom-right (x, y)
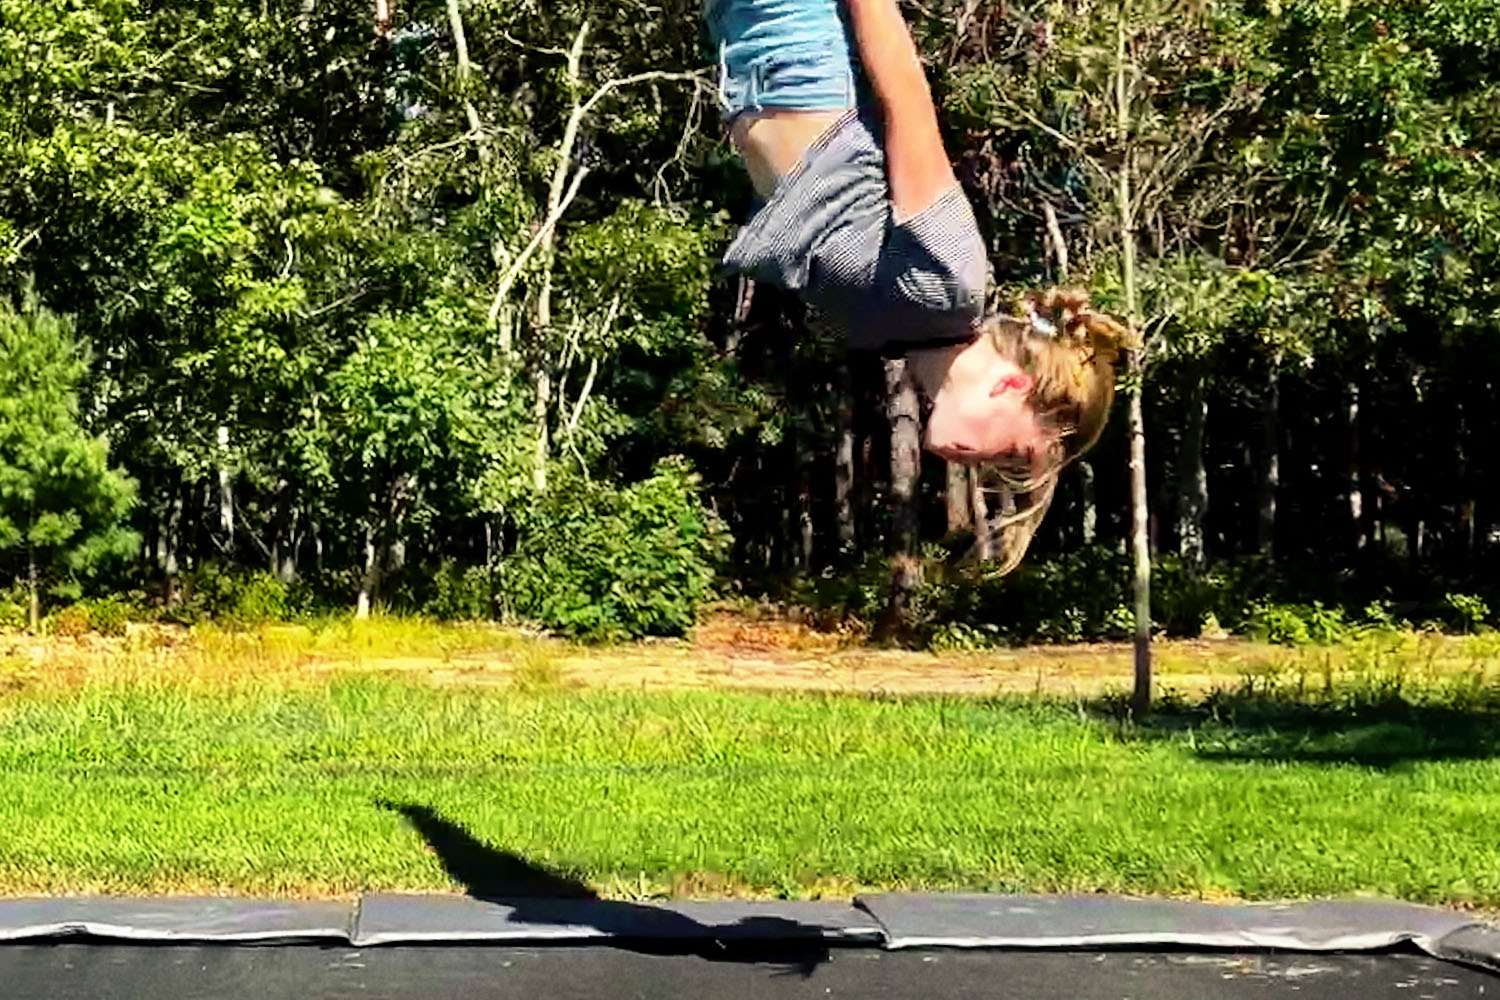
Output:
top-left (3, 892), bottom-right (1496, 999)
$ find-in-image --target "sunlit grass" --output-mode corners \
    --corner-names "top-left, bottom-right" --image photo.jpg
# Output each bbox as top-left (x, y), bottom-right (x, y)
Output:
top-left (0, 662), bottom-right (1497, 905)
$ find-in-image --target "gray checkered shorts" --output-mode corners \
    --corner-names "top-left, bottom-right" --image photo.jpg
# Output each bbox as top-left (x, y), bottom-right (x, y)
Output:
top-left (722, 110), bottom-right (987, 352)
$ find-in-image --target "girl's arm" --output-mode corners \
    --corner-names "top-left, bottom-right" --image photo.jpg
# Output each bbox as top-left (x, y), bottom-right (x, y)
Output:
top-left (842, 0), bottom-right (956, 220)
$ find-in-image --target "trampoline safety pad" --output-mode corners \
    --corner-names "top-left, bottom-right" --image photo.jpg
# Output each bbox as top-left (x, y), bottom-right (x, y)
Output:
top-left (0, 893), bottom-right (1495, 976)
top-left (855, 893), bottom-right (1484, 955)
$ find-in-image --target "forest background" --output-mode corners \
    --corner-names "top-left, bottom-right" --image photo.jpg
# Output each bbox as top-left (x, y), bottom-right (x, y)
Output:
top-left (2, 0), bottom-right (1498, 649)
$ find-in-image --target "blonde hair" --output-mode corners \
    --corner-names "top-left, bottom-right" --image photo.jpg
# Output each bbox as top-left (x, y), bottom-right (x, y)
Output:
top-left (969, 288), bottom-right (1131, 575)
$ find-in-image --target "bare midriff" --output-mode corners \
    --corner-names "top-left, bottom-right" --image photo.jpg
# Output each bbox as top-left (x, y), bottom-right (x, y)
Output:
top-left (730, 108), bottom-right (849, 198)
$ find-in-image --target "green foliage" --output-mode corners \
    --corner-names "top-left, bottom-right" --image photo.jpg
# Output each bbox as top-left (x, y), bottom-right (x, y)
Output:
top-left (1150, 557), bottom-right (1287, 636)
top-left (77, 595), bottom-right (131, 636)
top-left (419, 562), bottom-right (494, 622)
top-left (36, 595), bottom-right (137, 637)
top-left (1442, 593), bottom-right (1492, 634)
top-left (560, 200), bottom-right (726, 350)
top-left (0, 296), bottom-right (138, 620)
top-left (0, 583), bottom-right (25, 630)
top-left (928, 621), bottom-right (1005, 652)
top-left (44, 603), bottom-right (92, 639)
top-left (231, 573), bottom-right (293, 627)
top-left (980, 547), bottom-right (1136, 643)
top-left (1244, 601), bottom-right (1352, 647)
top-left (500, 458), bottom-right (729, 640)
top-left (2, 0), bottom-right (1498, 633)
top-left (177, 566), bottom-right (291, 627)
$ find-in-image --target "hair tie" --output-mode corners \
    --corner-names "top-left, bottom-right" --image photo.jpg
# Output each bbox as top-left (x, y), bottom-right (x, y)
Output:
top-left (1026, 302), bottom-right (1058, 338)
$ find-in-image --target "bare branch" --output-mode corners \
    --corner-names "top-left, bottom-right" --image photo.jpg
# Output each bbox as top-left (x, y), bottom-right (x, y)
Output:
top-left (1042, 201), bottom-right (1069, 279)
top-left (576, 69), bottom-right (713, 121)
top-left (446, 0), bottom-right (484, 135)
top-left (989, 92), bottom-right (1113, 185)
top-left (499, 29), bottom-right (570, 58)
top-left (566, 294), bottom-right (619, 435)
top-left (567, 358), bottom-right (600, 437)
top-left (653, 80), bottom-right (709, 206)
top-left (12, 226), bottom-right (41, 255)
top-left (487, 165), bottom-right (591, 325)
top-left (299, 284), bottom-right (380, 321)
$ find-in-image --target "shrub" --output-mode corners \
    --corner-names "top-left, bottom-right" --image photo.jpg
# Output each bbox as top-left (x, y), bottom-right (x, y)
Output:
top-left (79, 595), bottom-right (131, 636)
top-left (175, 566), bottom-right (291, 626)
top-left (500, 458), bottom-right (730, 640)
top-left (1361, 600), bottom-right (1402, 629)
top-left (928, 621), bottom-right (1003, 652)
top-left (1442, 593), bottom-right (1491, 634)
top-left (1244, 601), bottom-right (1350, 646)
top-left (421, 562), bottom-right (493, 621)
top-left (1304, 602), bottom-right (1351, 644)
top-left (993, 546), bottom-right (1134, 641)
top-left (1244, 602), bottom-right (1310, 645)
top-left (46, 604), bottom-right (91, 638)
top-left (1153, 558), bottom-right (1230, 635)
top-left (0, 583), bottom-right (27, 630)
top-left (231, 573), bottom-right (291, 625)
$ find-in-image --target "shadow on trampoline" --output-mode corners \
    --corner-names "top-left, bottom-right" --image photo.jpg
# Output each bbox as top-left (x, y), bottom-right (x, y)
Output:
top-left (1092, 694), bottom-right (1500, 768)
top-left (378, 801), bottom-right (831, 977)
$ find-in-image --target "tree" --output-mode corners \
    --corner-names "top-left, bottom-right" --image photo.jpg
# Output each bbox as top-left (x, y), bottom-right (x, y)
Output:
top-left (328, 304), bottom-right (518, 617)
top-left (934, 0), bottom-right (1290, 705)
top-left (0, 296), bottom-right (137, 629)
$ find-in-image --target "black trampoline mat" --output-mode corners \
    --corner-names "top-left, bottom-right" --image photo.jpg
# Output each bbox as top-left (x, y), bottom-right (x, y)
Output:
top-left (2, 944), bottom-right (1492, 1000)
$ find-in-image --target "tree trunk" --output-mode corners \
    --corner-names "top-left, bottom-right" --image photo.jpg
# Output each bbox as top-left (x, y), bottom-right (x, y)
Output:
top-left (524, 23), bottom-right (595, 495)
top-left (1257, 365), bottom-right (1280, 557)
top-left (946, 461), bottom-right (971, 536)
top-left (1456, 397), bottom-right (1474, 563)
top-left (1345, 380), bottom-right (1363, 554)
top-left (1126, 375), bottom-right (1151, 715)
top-left (797, 475), bottom-right (814, 573)
top-left (445, 0), bottom-right (483, 133)
top-left (27, 543), bottom-right (39, 633)
top-left (878, 357), bottom-right (921, 640)
top-left (969, 467), bottom-right (995, 561)
top-left (157, 483), bottom-right (182, 577)
top-left (216, 424), bottom-right (233, 551)
top-left (1461, 499), bottom-right (1477, 561)
top-left (532, 368), bottom-right (552, 492)
top-left (485, 519), bottom-right (498, 617)
top-left (1116, 8), bottom-right (1151, 717)
top-left (356, 521), bottom-right (378, 620)
top-left (834, 363), bottom-right (857, 561)
top-left (152, 496), bottom-right (166, 569)
top-left (857, 415), bottom-right (876, 554)
top-left (269, 481), bottom-right (300, 582)
top-left (276, 504), bottom-right (300, 584)
top-left (1176, 366), bottom-right (1208, 573)
top-left (1077, 460), bottom-right (1097, 545)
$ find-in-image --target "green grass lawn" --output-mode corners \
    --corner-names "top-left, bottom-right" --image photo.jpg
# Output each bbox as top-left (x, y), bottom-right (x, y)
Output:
top-left (1, 670), bottom-right (1498, 905)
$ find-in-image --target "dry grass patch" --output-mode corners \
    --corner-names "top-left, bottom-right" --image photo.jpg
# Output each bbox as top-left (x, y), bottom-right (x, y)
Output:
top-left (2, 615), bottom-right (1498, 703)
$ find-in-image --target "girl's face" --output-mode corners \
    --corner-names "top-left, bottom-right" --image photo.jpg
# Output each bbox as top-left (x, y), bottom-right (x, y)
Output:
top-left (916, 337), bottom-right (1049, 473)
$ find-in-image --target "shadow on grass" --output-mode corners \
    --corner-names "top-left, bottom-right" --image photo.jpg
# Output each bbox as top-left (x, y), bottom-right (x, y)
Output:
top-left (1092, 693), bottom-right (1500, 769)
top-left (378, 801), bottom-right (831, 975)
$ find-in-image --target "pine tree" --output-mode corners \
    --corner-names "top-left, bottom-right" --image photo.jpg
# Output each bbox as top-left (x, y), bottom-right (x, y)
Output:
top-left (0, 295), bottom-right (138, 630)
